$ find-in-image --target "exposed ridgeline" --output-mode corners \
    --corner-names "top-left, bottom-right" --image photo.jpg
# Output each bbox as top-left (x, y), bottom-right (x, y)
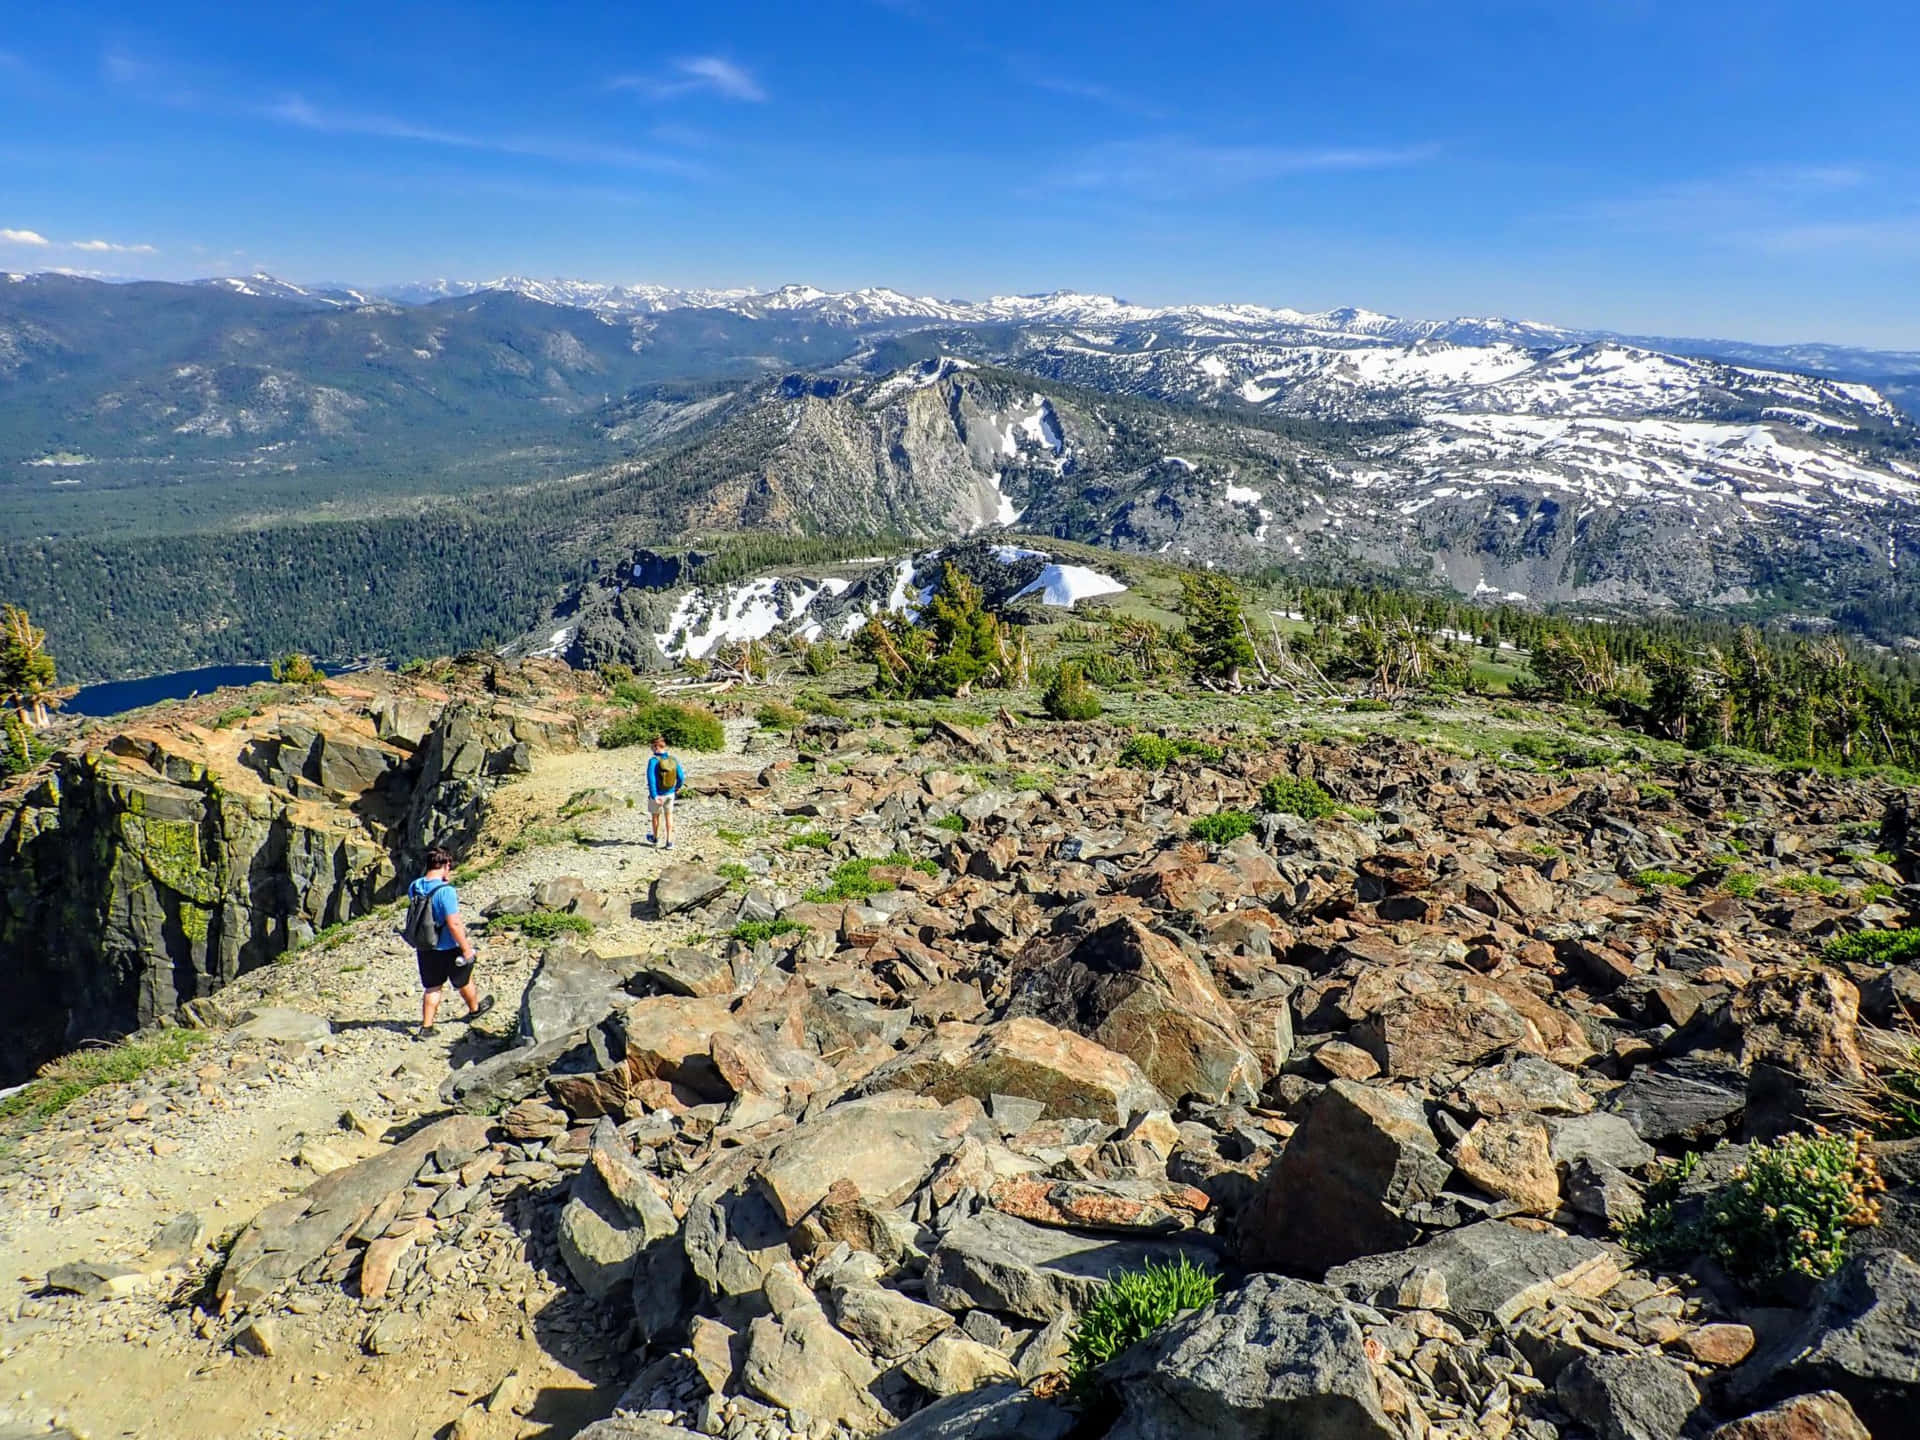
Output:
top-left (0, 658), bottom-right (587, 1085)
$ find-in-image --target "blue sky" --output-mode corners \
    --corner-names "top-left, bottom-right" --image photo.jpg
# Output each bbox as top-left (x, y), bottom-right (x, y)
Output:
top-left (2, 1), bottom-right (1917, 346)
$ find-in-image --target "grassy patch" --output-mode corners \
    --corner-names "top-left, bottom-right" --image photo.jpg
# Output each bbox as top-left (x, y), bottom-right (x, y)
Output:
top-left (1823, 929), bottom-right (1920, 966)
top-left (756, 699), bottom-right (806, 728)
top-left (1778, 873), bottom-right (1845, 897)
top-left (803, 854), bottom-right (939, 904)
top-left (932, 813), bottom-right (966, 833)
top-left (1066, 1258), bottom-right (1218, 1402)
top-left (784, 828), bottom-right (834, 851)
top-left (1188, 810), bottom-right (1256, 845)
top-left (488, 910), bottom-right (597, 941)
top-left (718, 862), bottom-right (751, 886)
top-left (0, 1030), bottom-right (208, 1130)
top-left (1634, 868), bottom-right (1693, 889)
top-left (729, 918), bottom-right (806, 945)
top-left (1118, 734), bottom-right (1223, 771)
top-left (1723, 872), bottom-right (1761, 899)
top-left (502, 822), bottom-right (592, 856)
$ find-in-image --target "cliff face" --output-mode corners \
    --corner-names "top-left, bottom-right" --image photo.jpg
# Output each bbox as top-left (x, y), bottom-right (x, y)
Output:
top-left (0, 667), bottom-right (585, 1084)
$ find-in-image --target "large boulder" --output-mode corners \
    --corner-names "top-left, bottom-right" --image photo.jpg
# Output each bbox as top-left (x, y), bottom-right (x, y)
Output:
top-left (1007, 917), bottom-right (1261, 1105)
top-left (879, 1384), bottom-right (1075, 1440)
top-left (215, 1114), bottom-right (491, 1309)
top-left (1706, 1391), bottom-right (1871, 1440)
top-left (853, 1016), bottom-right (1167, 1125)
top-left (1556, 1354), bottom-right (1700, 1440)
top-left (1104, 1273), bottom-right (1397, 1440)
top-left (753, 1094), bottom-right (975, 1226)
top-left (517, 941), bottom-right (631, 1044)
top-left (924, 1211), bottom-right (1217, 1322)
top-left (651, 864), bottom-right (730, 917)
top-left (1324, 1219), bottom-right (1621, 1325)
top-left (1731, 1247), bottom-right (1920, 1434)
top-left (1235, 1079), bottom-right (1450, 1275)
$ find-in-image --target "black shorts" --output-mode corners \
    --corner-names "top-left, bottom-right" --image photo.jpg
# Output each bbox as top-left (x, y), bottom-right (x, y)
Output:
top-left (416, 946), bottom-right (475, 991)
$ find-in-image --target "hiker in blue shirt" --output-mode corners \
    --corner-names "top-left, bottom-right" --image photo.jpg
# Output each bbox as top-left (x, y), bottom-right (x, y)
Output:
top-left (407, 847), bottom-right (493, 1039)
top-left (646, 734), bottom-right (684, 850)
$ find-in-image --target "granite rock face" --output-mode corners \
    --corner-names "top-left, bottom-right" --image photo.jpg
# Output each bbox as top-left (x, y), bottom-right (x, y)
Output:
top-left (0, 663), bottom-right (583, 1082)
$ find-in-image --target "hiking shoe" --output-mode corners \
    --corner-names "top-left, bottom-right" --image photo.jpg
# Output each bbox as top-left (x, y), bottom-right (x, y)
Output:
top-left (466, 994), bottom-right (496, 1021)
top-left (415, 1023), bottom-right (436, 1041)
top-left (664, 841), bottom-right (675, 850)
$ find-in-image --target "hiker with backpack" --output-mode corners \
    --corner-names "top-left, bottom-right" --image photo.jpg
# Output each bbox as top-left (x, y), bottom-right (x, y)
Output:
top-left (404, 847), bottom-right (493, 1039)
top-left (647, 734), bottom-right (684, 850)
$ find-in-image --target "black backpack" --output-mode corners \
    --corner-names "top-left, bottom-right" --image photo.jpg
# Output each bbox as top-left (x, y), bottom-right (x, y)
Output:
top-left (402, 881), bottom-right (448, 949)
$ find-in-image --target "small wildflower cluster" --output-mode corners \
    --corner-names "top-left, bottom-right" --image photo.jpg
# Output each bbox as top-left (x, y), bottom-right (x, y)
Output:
top-left (1621, 1130), bottom-right (1884, 1293)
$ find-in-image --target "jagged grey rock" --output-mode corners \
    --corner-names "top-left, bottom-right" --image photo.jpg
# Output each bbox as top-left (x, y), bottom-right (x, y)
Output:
top-left (1556, 1353), bottom-right (1701, 1440)
top-left (1324, 1219), bottom-right (1621, 1325)
top-left (1104, 1273), bottom-right (1397, 1440)
top-left (924, 1211), bottom-right (1217, 1322)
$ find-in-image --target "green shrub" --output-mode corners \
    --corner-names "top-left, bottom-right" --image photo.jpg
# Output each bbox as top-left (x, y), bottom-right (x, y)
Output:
top-left (1634, 868), bottom-right (1693, 889)
top-left (0, 1030), bottom-right (207, 1130)
top-left (1861, 882), bottom-right (1896, 905)
top-left (756, 699), bottom-right (806, 729)
top-left (1066, 1258), bottom-right (1218, 1400)
top-left (784, 828), bottom-right (834, 851)
top-left (271, 652), bottom-right (324, 686)
top-left (599, 662), bottom-right (636, 687)
top-left (932, 813), bottom-right (966, 833)
top-left (804, 853), bottom-right (939, 904)
top-left (489, 910), bottom-right (597, 941)
top-left (1346, 697), bottom-right (1391, 713)
top-left (1824, 929), bottom-right (1920, 966)
top-left (600, 700), bottom-right (725, 752)
top-left (1, 712), bottom-right (50, 778)
top-left (796, 687), bottom-right (847, 718)
top-left (1041, 662), bottom-right (1102, 721)
top-left (1621, 1133), bottom-right (1884, 1292)
top-left (1723, 872), bottom-right (1761, 899)
top-left (1259, 774), bottom-right (1338, 819)
top-left (718, 862), bottom-right (751, 886)
top-left (610, 679), bottom-right (655, 707)
top-left (210, 705), bottom-right (255, 730)
top-left (802, 639), bottom-right (838, 677)
top-left (1189, 810), bottom-right (1256, 845)
top-left (729, 918), bottom-right (805, 945)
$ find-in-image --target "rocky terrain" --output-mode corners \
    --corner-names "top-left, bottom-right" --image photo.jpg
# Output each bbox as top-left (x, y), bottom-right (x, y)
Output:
top-left (0, 659), bottom-right (594, 1083)
top-left (3, 662), bottom-right (1919, 1439)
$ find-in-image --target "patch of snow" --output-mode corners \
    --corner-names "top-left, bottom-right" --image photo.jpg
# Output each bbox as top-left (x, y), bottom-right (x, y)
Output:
top-left (1010, 563), bottom-right (1127, 608)
top-left (1224, 482), bottom-right (1262, 506)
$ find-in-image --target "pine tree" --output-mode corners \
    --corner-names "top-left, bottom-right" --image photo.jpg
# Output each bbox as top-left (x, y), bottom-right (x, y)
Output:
top-left (0, 605), bottom-right (61, 726)
top-left (1180, 573), bottom-right (1256, 689)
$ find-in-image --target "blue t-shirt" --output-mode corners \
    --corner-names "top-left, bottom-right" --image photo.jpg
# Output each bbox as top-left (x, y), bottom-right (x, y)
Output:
top-left (409, 877), bottom-right (460, 950)
top-left (647, 753), bottom-right (683, 798)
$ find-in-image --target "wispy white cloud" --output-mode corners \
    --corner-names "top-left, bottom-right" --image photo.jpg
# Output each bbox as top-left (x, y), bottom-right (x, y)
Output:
top-left (1586, 164), bottom-right (1920, 259)
top-left (265, 93), bottom-right (700, 173)
top-left (612, 56), bottom-right (767, 103)
top-left (1058, 138), bottom-right (1439, 193)
top-left (73, 238), bottom-right (158, 254)
top-left (0, 228), bottom-right (51, 246)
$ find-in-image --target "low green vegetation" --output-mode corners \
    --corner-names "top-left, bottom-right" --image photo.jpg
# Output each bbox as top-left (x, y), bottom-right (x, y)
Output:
top-left (1066, 1258), bottom-right (1219, 1401)
top-left (784, 828), bottom-right (834, 851)
top-left (1777, 873), bottom-right (1844, 897)
top-left (1041, 661), bottom-right (1102, 721)
top-left (1634, 868), bottom-right (1693, 889)
top-left (601, 696), bottom-right (725, 752)
top-left (488, 910), bottom-right (597, 941)
top-left (932, 813), bottom-right (966, 833)
top-left (718, 862), bottom-right (751, 886)
top-left (803, 854), bottom-right (939, 904)
top-left (270, 651), bottom-right (324, 686)
top-left (502, 822), bottom-right (592, 855)
top-left (1621, 1133), bottom-right (1884, 1292)
top-left (729, 918), bottom-right (806, 945)
top-left (0, 1030), bottom-right (207, 1130)
top-left (1188, 810), bottom-right (1256, 845)
top-left (1722, 871), bottom-right (1761, 899)
top-left (1118, 734), bottom-right (1224, 771)
top-left (1824, 928), bottom-right (1920, 966)
top-left (1259, 774), bottom-right (1338, 819)
top-left (756, 699), bottom-right (807, 729)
